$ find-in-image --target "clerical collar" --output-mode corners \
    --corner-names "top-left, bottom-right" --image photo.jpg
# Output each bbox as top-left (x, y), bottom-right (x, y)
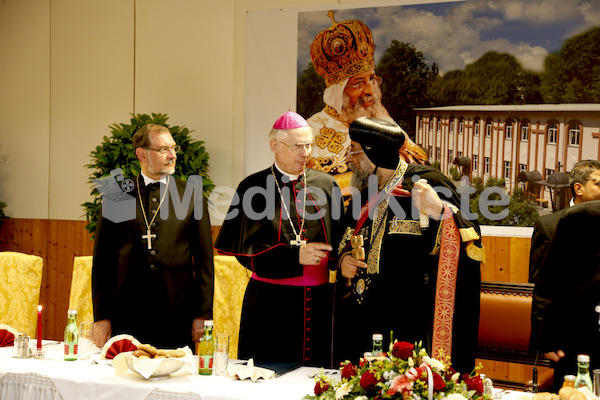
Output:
top-left (140, 172), bottom-right (168, 186)
top-left (274, 162), bottom-right (302, 181)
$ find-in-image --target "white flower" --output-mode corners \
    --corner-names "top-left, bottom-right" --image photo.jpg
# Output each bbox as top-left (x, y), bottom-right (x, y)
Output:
top-left (406, 367), bottom-right (421, 380)
top-left (445, 393), bottom-right (468, 400)
top-left (335, 383), bottom-right (351, 400)
top-left (384, 370), bottom-right (399, 382)
top-left (408, 357), bottom-right (415, 367)
top-left (422, 355), bottom-right (446, 372)
top-left (451, 372), bottom-right (460, 382)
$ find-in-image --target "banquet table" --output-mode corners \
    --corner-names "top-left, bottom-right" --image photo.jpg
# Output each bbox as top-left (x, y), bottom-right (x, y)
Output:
top-left (0, 343), bottom-right (333, 400)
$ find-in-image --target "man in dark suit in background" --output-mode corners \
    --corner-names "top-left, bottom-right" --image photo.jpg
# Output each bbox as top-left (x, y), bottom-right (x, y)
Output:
top-left (534, 199), bottom-right (600, 391)
top-left (529, 160), bottom-right (600, 390)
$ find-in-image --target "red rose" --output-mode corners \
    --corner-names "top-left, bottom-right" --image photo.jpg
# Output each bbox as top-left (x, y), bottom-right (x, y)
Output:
top-left (392, 341), bottom-right (414, 359)
top-left (314, 380), bottom-right (329, 395)
top-left (341, 362), bottom-right (358, 380)
top-left (463, 374), bottom-right (484, 394)
top-left (360, 370), bottom-right (381, 391)
top-left (432, 372), bottom-right (446, 390)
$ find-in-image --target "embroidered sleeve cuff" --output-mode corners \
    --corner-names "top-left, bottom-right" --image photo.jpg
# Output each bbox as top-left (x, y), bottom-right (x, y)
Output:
top-left (459, 227), bottom-right (481, 242)
top-left (441, 200), bottom-right (458, 214)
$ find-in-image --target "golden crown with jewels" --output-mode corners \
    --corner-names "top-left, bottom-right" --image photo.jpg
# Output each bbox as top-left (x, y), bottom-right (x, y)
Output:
top-left (310, 10), bottom-right (376, 87)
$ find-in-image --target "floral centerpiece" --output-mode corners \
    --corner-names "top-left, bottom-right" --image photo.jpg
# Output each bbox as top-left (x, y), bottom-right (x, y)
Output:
top-left (305, 341), bottom-right (492, 400)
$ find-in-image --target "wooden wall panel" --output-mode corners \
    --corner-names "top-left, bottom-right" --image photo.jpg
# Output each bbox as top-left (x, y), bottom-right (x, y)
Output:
top-left (0, 218), bottom-right (93, 340)
top-left (480, 236), bottom-right (530, 282)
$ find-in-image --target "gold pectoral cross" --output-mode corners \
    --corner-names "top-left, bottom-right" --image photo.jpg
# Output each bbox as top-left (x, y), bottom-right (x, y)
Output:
top-left (142, 228), bottom-right (156, 250)
top-left (351, 235), bottom-right (365, 261)
top-left (290, 235), bottom-right (307, 246)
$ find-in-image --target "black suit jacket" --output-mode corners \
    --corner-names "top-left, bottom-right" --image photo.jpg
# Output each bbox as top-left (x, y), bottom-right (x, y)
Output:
top-left (536, 200), bottom-right (600, 367)
top-left (92, 176), bottom-right (214, 348)
top-left (529, 208), bottom-right (566, 351)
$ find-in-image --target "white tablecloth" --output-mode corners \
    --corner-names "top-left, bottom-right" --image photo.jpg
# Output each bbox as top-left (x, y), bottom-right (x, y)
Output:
top-left (0, 343), bottom-right (331, 400)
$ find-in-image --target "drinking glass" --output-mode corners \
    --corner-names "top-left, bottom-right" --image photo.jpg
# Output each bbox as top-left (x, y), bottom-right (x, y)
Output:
top-left (79, 321), bottom-right (94, 360)
top-left (214, 334), bottom-right (229, 376)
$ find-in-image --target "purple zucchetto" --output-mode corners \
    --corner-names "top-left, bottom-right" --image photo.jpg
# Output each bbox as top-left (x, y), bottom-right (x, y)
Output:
top-left (272, 111), bottom-right (309, 130)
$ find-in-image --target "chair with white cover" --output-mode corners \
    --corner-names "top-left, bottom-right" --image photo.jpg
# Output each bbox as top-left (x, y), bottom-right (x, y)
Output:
top-left (0, 251), bottom-right (44, 338)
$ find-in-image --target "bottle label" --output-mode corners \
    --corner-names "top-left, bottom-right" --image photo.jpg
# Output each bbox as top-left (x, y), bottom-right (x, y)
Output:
top-left (199, 355), bottom-right (213, 369)
top-left (64, 343), bottom-right (78, 356)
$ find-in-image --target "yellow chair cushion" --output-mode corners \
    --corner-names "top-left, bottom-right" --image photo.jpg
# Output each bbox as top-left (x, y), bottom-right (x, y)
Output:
top-left (213, 255), bottom-right (250, 359)
top-left (68, 256), bottom-right (94, 326)
top-left (0, 252), bottom-right (43, 337)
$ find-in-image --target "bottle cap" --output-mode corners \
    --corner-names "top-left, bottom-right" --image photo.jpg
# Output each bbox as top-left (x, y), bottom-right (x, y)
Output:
top-left (67, 309), bottom-right (77, 316)
top-left (204, 320), bottom-right (214, 326)
top-left (372, 334), bottom-right (383, 340)
top-left (577, 354), bottom-right (590, 362)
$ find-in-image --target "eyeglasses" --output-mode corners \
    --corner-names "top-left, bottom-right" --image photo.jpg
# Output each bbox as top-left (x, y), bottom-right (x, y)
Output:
top-left (347, 149), bottom-right (365, 156)
top-left (347, 76), bottom-right (382, 91)
top-left (145, 145), bottom-right (181, 154)
top-left (277, 140), bottom-right (315, 153)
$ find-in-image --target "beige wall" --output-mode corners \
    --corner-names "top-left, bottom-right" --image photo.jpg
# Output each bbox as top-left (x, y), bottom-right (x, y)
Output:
top-left (0, 0), bottom-right (420, 222)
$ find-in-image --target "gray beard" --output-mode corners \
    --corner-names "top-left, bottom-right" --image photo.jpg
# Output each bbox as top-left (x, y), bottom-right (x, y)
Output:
top-left (340, 86), bottom-right (389, 122)
top-left (349, 161), bottom-right (372, 192)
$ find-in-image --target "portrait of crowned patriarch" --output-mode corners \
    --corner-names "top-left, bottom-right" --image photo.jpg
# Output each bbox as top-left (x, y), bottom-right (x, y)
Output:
top-left (306, 10), bottom-right (428, 190)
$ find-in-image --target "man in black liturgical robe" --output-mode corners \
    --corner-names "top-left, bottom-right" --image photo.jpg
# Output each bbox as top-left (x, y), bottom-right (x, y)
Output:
top-left (334, 117), bottom-right (483, 373)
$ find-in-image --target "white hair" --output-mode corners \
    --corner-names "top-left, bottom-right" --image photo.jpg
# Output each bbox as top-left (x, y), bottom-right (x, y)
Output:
top-left (268, 127), bottom-right (315, 142)
top-left (322, 78), bottom-right (349, 114)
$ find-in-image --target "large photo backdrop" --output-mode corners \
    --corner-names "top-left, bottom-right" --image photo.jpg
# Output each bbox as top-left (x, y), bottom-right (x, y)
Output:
top-left (242, 0), bottom-right (600, 229)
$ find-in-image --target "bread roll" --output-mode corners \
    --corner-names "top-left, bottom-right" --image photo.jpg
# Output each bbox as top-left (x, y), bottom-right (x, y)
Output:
top-left (559, 387), bottom-right (587, 400)
top-left (138, 344), bottom-right (158, 357)
top-left (533, 392), bottom-right (559, 400)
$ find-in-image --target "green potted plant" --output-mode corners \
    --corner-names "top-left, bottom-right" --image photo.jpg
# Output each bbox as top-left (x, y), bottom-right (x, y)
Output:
top-left (82, 113), bottom-right (215, 237)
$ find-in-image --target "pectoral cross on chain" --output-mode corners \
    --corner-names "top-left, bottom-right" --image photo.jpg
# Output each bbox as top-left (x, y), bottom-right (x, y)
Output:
top-left (290, 235), bottom-right (307, 246)
top-left (142, 228), bottom-right (157, 250)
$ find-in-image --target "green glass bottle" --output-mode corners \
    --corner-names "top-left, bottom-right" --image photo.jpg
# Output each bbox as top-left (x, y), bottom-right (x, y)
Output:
top-left (574, 354), bottom-right (593, 390)
top-left (372, 333), bottom-right (383, 357)
top-left (198, 320), bottom-right (214, 375)
top-left (64, 309), bottom-right (78, 361)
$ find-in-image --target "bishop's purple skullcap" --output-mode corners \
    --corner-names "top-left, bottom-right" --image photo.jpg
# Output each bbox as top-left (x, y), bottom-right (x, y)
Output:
top-left (272, 111), bottom-right (309, 130)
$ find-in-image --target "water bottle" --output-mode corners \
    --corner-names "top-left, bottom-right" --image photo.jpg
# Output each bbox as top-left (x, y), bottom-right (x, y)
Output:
top-left (64, 310), bottom-right (78, 361)
top-left (198, 320), bottom-right (214, 375)
top-left (372, 333), bottom-right (383, 357)
top-left (480, 374), bottom-right (494, 394)
top-left (574, 354), bottom-right (593, 390)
